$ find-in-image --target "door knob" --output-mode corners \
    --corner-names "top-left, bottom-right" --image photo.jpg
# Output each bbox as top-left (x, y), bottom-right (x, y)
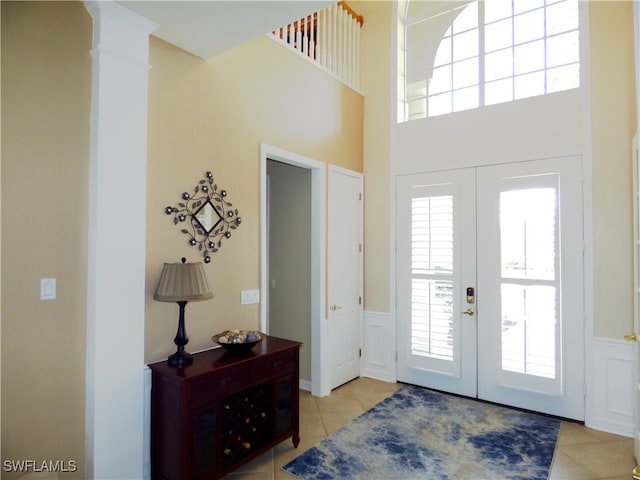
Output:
top-left (624, 333), bottom-right (638, 342)
top-left (330, 304), bottom-right (342, 311)
top-left (461, 308), bottom-right (475, 316)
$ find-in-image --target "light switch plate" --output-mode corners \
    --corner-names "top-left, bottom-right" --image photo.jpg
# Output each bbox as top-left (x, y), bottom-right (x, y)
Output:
top-left (40, 278), bottom-right (56, 300)
top-left (240, 289), bottom-right (260, 305)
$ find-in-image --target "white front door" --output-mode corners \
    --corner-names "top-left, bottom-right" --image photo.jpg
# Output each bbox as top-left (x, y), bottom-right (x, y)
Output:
top-left (396, 168), bottom-right (478, 397)
top-left (396, 157), bottom-right (585, 420)
top-left (328, 165), bottom-right (363, 389)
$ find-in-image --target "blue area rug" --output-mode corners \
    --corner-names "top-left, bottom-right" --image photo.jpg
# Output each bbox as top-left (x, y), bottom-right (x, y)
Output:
top-left (283, 384), bottom-right (560, 480)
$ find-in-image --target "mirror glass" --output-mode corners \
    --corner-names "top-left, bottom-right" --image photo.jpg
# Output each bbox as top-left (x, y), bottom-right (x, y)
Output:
top-left (194, 200), bottom-right (222, 234)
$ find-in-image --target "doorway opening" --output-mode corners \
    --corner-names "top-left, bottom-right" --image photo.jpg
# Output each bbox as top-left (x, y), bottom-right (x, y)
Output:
top-left (260, 144), bottom-right (330, 397)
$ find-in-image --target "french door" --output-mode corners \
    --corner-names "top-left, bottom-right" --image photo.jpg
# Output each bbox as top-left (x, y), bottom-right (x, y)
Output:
top-left (396, 157), bottom-right (585, 420)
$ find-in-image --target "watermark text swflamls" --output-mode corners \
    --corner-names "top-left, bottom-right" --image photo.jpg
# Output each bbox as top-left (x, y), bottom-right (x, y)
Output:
top-left (3, 459), bottom-right (78, 473)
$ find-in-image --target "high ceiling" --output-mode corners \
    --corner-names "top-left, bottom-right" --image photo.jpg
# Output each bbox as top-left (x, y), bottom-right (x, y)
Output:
top-left (116, 1), bottom-right (333, 59)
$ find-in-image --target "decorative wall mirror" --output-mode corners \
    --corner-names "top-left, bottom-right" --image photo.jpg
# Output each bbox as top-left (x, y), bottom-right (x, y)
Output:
top-left (165, 171), bottom-right (241, 263)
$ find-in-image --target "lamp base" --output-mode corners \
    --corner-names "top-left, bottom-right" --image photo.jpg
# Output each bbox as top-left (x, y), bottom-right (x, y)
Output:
top-left (168, 350), bottom-right (193, 368)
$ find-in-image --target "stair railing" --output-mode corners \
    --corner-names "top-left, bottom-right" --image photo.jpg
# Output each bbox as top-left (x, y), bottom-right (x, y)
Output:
top-left (270, 1), bottom-right (363, 91)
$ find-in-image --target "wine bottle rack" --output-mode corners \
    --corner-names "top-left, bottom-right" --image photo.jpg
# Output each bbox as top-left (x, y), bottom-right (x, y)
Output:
top-left (219, 382), bottom-right (273, 467)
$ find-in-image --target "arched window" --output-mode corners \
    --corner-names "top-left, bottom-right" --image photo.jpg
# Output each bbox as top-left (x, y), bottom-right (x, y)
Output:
top-left (398, 0), bottom-right (580, 122)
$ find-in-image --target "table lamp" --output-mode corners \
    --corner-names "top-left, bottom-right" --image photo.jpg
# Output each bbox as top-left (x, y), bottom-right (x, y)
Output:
top-left (154, 258), bottom-right (213, 367)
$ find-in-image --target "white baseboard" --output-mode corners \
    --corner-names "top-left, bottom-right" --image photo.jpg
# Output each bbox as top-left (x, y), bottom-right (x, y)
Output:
top-left (361, 311), bottom-right (396, 383)
top-left (300, 379), bottom-right (312, 392)
top-left (586, 337), bottom-right (634, 437)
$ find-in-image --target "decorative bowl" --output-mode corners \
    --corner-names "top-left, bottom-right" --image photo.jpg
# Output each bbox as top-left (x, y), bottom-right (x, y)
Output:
top-left (212, 330), bottom-right (264, 354)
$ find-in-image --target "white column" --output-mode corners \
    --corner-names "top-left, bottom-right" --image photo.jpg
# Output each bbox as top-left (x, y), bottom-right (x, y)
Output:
top-left (83, 2), bottom-right (157, 479)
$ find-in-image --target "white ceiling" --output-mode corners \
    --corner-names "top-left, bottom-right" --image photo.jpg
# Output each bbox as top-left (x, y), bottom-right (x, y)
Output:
top-left (116, 1), bottom-right (333, 59)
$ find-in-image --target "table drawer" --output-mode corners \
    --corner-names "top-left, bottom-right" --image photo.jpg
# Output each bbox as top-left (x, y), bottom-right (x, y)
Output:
top-left (190, 363), bottom-right (250, 404)
top-left (251, 349), bottom-right (296, 380)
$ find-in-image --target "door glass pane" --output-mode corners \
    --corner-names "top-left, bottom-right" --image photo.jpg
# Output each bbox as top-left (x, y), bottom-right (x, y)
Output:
top-left (500, 188), bottom-right (556, 280)
top-left (499, 187), bottom-right (558, 380)
top-left (411, 196), bottom-right (454, 360)
top-left (412, 278), bottom-right (454, 360)
top-left (501, 284), bottom-right (556, 378)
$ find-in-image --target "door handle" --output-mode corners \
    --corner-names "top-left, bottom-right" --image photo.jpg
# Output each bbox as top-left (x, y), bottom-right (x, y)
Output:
top-left (461, 308), bottom-right (475, 316)
top-left (330, 304), bottom-right (342, 311)
top-left (624, 333), bottom-right (638, 342)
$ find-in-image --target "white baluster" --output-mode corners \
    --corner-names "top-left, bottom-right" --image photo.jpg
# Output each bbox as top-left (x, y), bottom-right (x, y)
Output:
top-left (302, 16), bottom-right (306, 55)
top-left (343, 8), bottom-right (348, 81)
top-left (342, 11), bottom-right (347, 82)
top-left (348, 15), bottom-right (354, 86)
top-left (320, 7), bottom-right (327, 67)
top-left (304, 17), bottom-right (313, 57)
top-left (352, 16), bottom-right (357, 87)
top-left (331, 3), bottom-right (337, 75)
top-left (311, 14), bottom-right (316, 59)
top-left (355, 22), bottom-right (360, 89)
top-left (337, 5), bottom-right (342, 78)
top-left (293, 21), bottom-right (300, 51)
top-left (309, 14), bottom-right (315, 60)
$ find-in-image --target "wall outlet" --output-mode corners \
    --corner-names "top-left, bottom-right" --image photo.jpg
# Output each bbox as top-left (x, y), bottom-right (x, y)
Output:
top-left (240, 289), bottom-right (260, 305)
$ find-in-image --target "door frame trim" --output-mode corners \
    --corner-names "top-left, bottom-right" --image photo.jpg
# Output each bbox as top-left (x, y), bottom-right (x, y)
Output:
top-left (260, 143), bottom-right (330, 397)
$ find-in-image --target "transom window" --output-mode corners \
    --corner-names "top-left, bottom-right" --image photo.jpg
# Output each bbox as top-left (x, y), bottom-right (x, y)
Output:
top-left (398, 0), bottom-right (580, 121)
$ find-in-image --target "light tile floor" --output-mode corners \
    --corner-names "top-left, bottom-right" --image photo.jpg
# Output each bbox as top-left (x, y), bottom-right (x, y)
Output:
top-left (222, 377), bottom-right (636, 480)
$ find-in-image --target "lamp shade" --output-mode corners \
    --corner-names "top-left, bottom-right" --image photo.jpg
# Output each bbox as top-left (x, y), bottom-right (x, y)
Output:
top-left (154, 261), bottom-right (213, 303)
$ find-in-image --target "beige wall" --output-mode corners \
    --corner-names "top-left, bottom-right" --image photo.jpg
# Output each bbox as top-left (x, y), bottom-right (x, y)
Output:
top-left (145, 35), bottom-right (364, 363)
top-left (590, 1), bottom-right (637, 339)
top-left (1, 2), bottom-right (91, 476)
top-left (360, 1), bottom-right (392, 314)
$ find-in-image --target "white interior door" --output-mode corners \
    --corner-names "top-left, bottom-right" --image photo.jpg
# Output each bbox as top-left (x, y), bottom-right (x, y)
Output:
top-left (328, 166), bottom-right (363, 389)
top-left (396, 157), bottom-right (585, 420)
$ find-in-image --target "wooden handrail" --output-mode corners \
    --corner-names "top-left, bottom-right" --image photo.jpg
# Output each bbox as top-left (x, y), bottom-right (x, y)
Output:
top-left (338, 1), bottom-right (364, 27)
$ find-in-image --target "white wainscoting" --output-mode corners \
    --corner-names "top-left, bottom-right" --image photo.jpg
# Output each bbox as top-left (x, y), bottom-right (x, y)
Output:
top-left (362, 311), bottom-right (396, 382)
top-left (358, 315), bottom-right (635, 437)
top-left (587, 337), bottom-right (634, 437)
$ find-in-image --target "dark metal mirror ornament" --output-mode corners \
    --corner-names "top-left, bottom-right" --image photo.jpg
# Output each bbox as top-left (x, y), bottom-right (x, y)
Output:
top-left (165, 171), bottom-right (241, 263)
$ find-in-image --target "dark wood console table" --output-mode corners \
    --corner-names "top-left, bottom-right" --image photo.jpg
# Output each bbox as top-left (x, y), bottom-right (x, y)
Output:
top-left (149, 335), bottom-right (302, 480)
